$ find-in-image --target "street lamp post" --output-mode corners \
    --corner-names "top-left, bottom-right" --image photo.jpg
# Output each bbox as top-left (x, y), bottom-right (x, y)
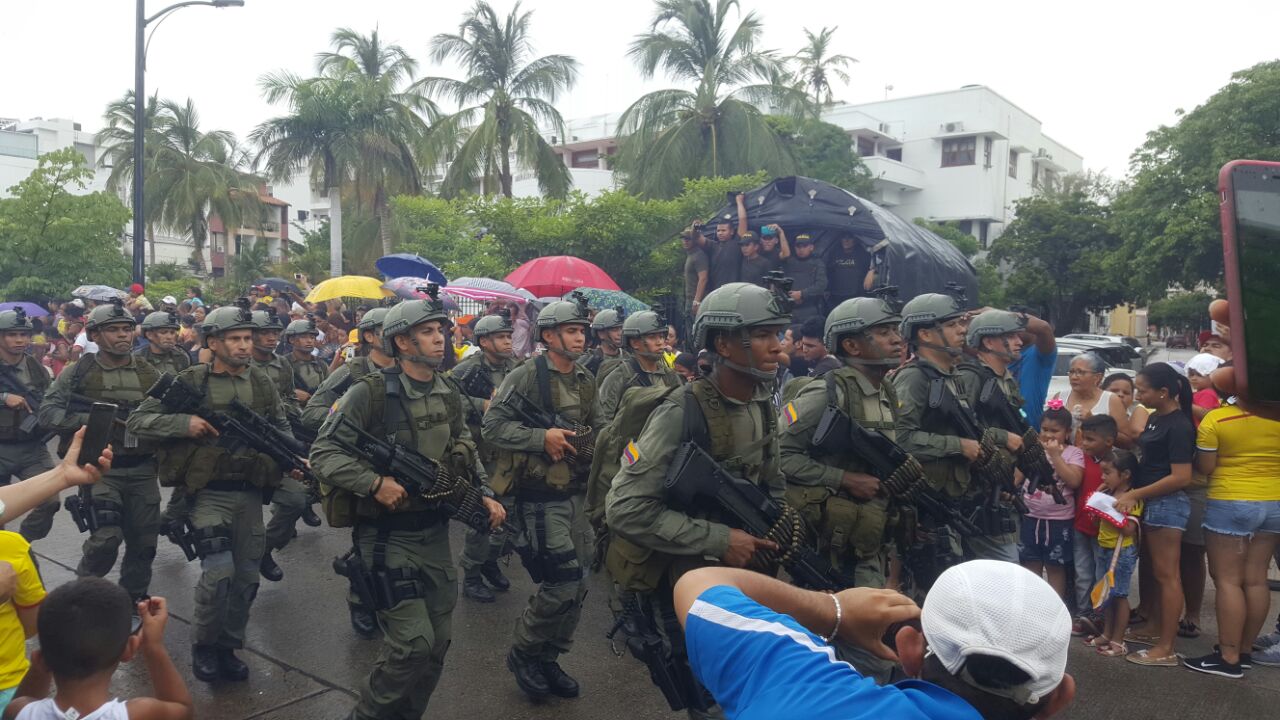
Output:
top-left (132, 0), bottom-right (244, 286)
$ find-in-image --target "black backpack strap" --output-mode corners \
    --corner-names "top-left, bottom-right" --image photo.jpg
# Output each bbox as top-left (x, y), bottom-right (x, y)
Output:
top-left (825, 371), bottom-right (838, 405)
top-left (381, 367), bottom-right (416, 446)
top-left (534, 354), bottom-right (553, 409)
top-left (69, 352), bottom-right (97, 393)
top-left (680, 383), bottom-right (711, 451)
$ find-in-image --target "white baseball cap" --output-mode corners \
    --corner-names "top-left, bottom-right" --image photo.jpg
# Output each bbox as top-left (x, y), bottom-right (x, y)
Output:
top-left (1186, 352), bottom-right (1223, 377)
top-left (921, 560), bottom-right (1071, 706)
top-left (162, 295), bottom-right (178, 305)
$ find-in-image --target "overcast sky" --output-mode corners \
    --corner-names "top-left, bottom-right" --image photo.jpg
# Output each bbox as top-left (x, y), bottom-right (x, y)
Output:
top-left (4, 0), bottom-right (1277, 178)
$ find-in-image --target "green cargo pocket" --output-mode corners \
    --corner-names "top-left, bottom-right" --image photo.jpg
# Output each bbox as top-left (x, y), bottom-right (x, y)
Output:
top-left (605, 535), bottom-right (670, 593)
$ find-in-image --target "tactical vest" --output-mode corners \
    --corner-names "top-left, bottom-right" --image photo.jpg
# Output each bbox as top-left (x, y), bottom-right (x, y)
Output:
top-left (960, 360), bottom-right (1027, 434)
top-left (0, 355), bottom-right (49, 441)
top-left (492, 355), bottom-right (596, 497)
top-left (452, 355), bottom-right (513, 467)
top-left (786, 369), bottom-right (895, 564)
top-left (900, 360), bottom-right (975, 497)
top-left (253, 354), bottom-right (294, 405)
top-left (293, 356), bottom-right (328, 393)
top-left (594, 354), bottom-right (625, 387)
top-left (154, 364), bottom-right (281, 492)
top-left (134, 348), bottom-right (190, 377)
top-left (66, 354), bottom-right (161, 457)
top-left (322, 368), bottom-right (470, 526)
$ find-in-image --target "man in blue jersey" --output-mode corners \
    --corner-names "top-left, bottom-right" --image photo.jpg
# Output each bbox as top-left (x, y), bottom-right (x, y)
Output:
top-left (1006, 309), bottom-right (1056, 430)
top-left (675, 560), bottom-right (1075, 720)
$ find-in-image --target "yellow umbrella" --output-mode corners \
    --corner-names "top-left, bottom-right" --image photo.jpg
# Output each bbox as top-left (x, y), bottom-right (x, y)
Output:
top-left (305, 275), bottom-right (392, 303)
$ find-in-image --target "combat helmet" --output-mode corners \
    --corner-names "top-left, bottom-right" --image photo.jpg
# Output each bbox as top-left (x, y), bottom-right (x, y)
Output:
top-left (692, 279), bottom-right (791, 381)
top-left (474, 311), bottom-right (514, 338)
top-left (0, 308), bottom-right (35, 333)
top-left (590, 307), bottom-right (624, 332)
top-left (285, 315), bottom-right (319, 337)
top-left (381, 284), bottom-right (450, 363)
top-left (357, 307), bottom-right (391, 332)
top-left (966, 309), bottom-right (1027, 361)
top-left (140, 310), bottom-right (180, 332)
top-left (824, 296), bottom-right (901, 363)
top-left (537, 292), bottom-right (591, 329)
top-left (201, 300), bottom-right (256, 340)
top-left (899, 293), bottom-right (965, 345)
top-left (85, 299), bottom-right (135, 332)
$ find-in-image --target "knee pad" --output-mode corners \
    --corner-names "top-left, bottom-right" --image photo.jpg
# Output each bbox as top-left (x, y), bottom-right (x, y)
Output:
top-left (194, 525), bottom-right (233, 558)
top-left (92, 499), bottom-right (123, 528)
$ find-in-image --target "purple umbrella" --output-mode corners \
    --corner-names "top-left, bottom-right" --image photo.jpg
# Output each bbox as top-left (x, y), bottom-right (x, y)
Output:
top-left (0, 302), bottom-right (48, 317)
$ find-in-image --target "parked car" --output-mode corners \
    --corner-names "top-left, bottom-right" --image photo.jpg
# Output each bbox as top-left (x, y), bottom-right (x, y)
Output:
top-left (1046, 345), bottom-right (1137, 402)
top-left (1164, 333), bottom-right (1193, 349)
top-left (1063, 333), bottom-right (1143, 350)
top-left (1055, 338), bottom-right (1144, 371)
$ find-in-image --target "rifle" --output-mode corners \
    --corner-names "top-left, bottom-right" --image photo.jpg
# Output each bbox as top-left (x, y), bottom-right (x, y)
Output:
top-left (326, 416), bottom-right (493, 533)
top-left (145, 373), bottom-right (317, 497)
top-left (606, 592), bottom-right (710, 712)
top-left (0, 362), bottom-right (45, 439)
top-left (456, 363), bottom-right (495, 402)
top-left (926, 380), bottom-right (1026, 536)
top-left (812, 405), bottom-right (981, 536)
top-left (510, 390), bottom-right (595, 466)
top-left (293, 364), bottom-right (317, 396)
top-left (976, 377), bottom-right (1066, 504)
top-left (664, 441), bottom-right (851, 591)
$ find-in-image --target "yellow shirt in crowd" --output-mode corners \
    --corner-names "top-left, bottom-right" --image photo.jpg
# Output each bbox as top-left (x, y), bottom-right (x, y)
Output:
top-left (1097, 499), bottom-right (1143, 549)
top-left (1197, 406), bottom-right (1280, 501)
top-left (0, 531), bottom-right (46, 689)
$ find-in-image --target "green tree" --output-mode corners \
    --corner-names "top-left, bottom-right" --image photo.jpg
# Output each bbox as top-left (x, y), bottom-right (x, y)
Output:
top-left (1148, 291), bottom-right (1215, 333)
top-left (229, 235), bottom-right (272, 290)
top-left (1113, 60), bottom-right (1280, 302)
top-left (286, 220), bottom-right (334, 282)
top-left (614, 0), bottom-right (810, 198)
top-left (96, 91), bottom-right (165, 265)
top-left (417, 1), bottom-right (578, 199)
top-left (913, 218), bottom-right (979, 258)
top-left (0, 149), bottom-right (131, 300)
top-left (790, 26), bottom-right (856, 106)
top-left (989, 173), bottom-right (1123, 332)
top-left (766, 116), bottom-right (873, 195)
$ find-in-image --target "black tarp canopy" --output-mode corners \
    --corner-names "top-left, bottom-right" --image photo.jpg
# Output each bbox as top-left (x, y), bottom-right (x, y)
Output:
top-left (705, 176), bottom-right (978, 304)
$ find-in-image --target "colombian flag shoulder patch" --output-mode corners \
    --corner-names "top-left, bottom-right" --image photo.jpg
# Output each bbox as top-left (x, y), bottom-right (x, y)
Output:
top-left (623, 441), bottom-right (641, 466)
top-left (783, 402), bottom-right (799, 426)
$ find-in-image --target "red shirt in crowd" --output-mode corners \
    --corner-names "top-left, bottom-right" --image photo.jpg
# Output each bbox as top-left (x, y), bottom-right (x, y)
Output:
top-left (1074, 454), bottom-right (1104, 536)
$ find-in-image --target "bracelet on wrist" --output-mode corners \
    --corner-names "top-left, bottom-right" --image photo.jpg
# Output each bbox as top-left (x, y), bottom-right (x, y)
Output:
top-left (819, 592), bottom-right (842, 643)
top-left (370, 476), bottom-right (384, 496)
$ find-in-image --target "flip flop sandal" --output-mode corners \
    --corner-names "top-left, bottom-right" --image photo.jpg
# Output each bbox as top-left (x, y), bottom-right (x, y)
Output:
top-left (1178, 621), bottom-right (1201, 638)
top-left (1082, 635), bottom-right (1110, 648)
top-left (1125, 649), bottom-right (1179, 667)
top-left (1124, 629), bottom-right (1160, 645)
top-left (1098, 641), bottom-right (1129, 657)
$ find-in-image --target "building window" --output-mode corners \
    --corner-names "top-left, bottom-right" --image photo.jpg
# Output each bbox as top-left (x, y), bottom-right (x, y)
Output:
top-left (941, 136), bottom-right (976, 167)
top-left (1008, 150), bottom-right (1018, 178)
top-left (979, 220), bottom-right (990, 248)
top-left (958, 220), bottom-right (973, 235)
top-left (856, 136), bottom-right (875, 157)
top-left (571, 149), bottom-right (598, 168)
top-left (886, 147), bottom-right (902, 162)
top-left (983, 137), bottom-right (994, 168)
top-left (297, 210), bottom-right (309, 222)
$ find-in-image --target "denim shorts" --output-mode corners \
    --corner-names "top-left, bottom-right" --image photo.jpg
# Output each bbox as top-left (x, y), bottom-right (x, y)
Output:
top-left (1203, 499), bottom-right (1280, 538)
top-left (1094, 543), bottom-right (1139, 600)
top-left (1143, 490), bottom-right (1191, 531)
top-left (1018, 517), bottom-right (1073, 566)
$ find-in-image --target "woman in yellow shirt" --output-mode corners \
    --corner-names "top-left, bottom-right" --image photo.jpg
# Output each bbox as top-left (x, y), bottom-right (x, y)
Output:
top-left (1184, 406), bottom-right (1280, 677)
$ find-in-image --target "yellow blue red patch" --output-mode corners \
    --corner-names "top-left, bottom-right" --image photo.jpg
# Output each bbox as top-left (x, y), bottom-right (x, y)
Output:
top-left (783, 402), bottom-right (799, 425)
top-left (623, 441), bottom-right (640, 465)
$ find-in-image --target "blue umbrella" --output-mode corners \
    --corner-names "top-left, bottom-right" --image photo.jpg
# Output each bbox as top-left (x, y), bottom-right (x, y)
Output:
top-left (376, 254), bottom-right (447, 285)
top-left (0, 302), bottom-right (48, 317)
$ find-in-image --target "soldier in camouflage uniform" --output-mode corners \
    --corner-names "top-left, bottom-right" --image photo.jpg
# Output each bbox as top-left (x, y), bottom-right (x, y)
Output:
top-left (135, 310), bottom-right (191, 376)
top-left (892, 294), bottom-right (1023, 580)
top-left (286, 317), bottom-right (329, 397)
top-left (0, 308), bottom-right (59, 540)
top-left (578, 308), bottom-right (623, 378)
top-left (39, 302), bottom-right (161, 600)
top-left (301, 307), bottom-right (394, 432)
top-left (456, 313), bottom-right (521, 603)
top-left (605, 282), bottom-right (789, 718)
top-left (483, 297), bottom-right (598, 700)
top-left (250, 310), bottom-right (317, 582)
top-left (310, 296), bottom-right (505, 720)
top-left (128, 303), bottom-right (296, 682)
top-left (595, 309), bottom-right (681, 426)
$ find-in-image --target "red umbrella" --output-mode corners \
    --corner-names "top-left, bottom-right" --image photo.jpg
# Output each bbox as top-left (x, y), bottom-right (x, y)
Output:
top-left (504, 256), bottom-right (620, 298)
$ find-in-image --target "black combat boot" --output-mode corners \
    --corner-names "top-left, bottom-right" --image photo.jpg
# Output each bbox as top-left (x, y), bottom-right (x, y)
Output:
top-left (541, 659), bottom-right (581, 698)
top-left (480, 560), bottom-right (511, 591)
top-left (349, 602), bottom-right (378, 640)
top-left (192, 644), bottom-right (220, 682)
top-left (217, 647), bottom-right (249, 681)
top-left (463, 573), bottom-right (495, 603)
top-left (507, 649), bottom-right (550, 698)
top-left (259, 550), bottom-right (284, 582)
top-left (301, 504), bottom-right (322, 527)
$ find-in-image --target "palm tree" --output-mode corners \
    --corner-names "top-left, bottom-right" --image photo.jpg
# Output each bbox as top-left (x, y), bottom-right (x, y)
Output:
top-left (148, 98), bottom-right (261, 275)
top-left (791, 26), bottom-right (856, 106)
top-left (615, 0), bottom-right (810, 198)
top-left (416, 1), bottom-right (579, 198)
top-left (316, 28), bottom-right (436, 256)
top-left (96, 92), bottom-right (165, 265)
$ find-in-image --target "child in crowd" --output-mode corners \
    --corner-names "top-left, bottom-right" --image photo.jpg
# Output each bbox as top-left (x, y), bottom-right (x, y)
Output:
top-left (1073, 414), bottom-right (1119, 635)
top-left (0, 532), bottom-right (45, 715)
top-left (1087, 449), bottom-right (1143, 658)
top-left (4, 579), bottom-right (193, 720)
top-left (1019, 403), bottom-right (1084, 601)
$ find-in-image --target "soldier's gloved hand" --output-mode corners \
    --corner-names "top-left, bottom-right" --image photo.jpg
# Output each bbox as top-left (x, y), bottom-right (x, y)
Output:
top-left (840, 472), bottom-right (881, 501)
top-left (958, 439), bottom-right (982, 463)
top-left (722, 529), bottom-right (777, 569)
top-left (2, 394), bottom-right (30, 412)
top-left (187, 416), bottom-right (218, 439)
top-left (1004, 433), bottom-right (1023, 453)
top-left (543, 428), bottom-right (577, 462)
top-left (482, 496), bottom-right (507, 529)
top-left (373, 476), bottom-right (408, 509)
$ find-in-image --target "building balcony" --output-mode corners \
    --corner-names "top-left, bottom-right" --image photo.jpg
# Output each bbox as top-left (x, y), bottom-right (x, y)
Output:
top-left (931, 121), bottom-right (1008, 141)
top-left (863, 155), bottom-right (925, 191)
top-left (1031, 148), bottom-right (1067, 172)
top-left (822, 107), bottom-right (902, 144)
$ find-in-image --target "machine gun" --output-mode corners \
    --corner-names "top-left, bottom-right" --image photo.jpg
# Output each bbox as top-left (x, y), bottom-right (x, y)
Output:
top-left (0, 362), bottom-right (45, 439)
top-left (510, 390), bottom-right (595, 466)
top-left (326, 416), bottom-right (492, 533)
top-left (811, 403), bottom-right (981, 536)
top-left (456, 363), bottom-right (496, 402)
top-left (976, 377), bottom-right (1066, 504)
top-left (145, 373), bottom-right (317, 496)
top-left (927, 379), bottom-right (1026, 534)
top-left (664, 441), bottom-right (851, 591)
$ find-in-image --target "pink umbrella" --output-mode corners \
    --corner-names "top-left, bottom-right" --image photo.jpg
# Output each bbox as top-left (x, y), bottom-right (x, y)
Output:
top-left (442, 285), bottom-right (526, 304)
top-left (505, 256), bottom-right (620, 298)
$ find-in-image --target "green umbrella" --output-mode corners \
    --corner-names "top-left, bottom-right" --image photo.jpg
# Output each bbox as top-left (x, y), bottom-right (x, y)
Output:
top-left (564, 287), bottom-right (648, 314)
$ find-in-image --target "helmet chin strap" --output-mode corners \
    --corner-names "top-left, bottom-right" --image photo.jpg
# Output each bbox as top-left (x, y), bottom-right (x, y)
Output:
top-left (404, 336), bottom-right (444, 368)
top-left (549, 328), bottom-right (584, 361)
top-left (915, 324), bottom-right (964, 357)
top-left (978, 337), bottom-right (1019, 364)
top-left (719, 331), bottom-right (775, 383)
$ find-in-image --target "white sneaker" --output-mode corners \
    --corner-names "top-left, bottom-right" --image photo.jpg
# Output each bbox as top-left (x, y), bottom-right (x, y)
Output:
top-left (1254, 643), bottom-right (1280, 667)
top-left (1254, 630), bottom-right (1280, 651)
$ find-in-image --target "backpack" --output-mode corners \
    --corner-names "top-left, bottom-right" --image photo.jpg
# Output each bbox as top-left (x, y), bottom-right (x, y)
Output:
top-left (584, 383), bottom-right (682, 527)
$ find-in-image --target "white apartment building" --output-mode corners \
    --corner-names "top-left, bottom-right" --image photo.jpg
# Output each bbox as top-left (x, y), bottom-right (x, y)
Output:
top-left (518, 85), bottom-right (1082, 249)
